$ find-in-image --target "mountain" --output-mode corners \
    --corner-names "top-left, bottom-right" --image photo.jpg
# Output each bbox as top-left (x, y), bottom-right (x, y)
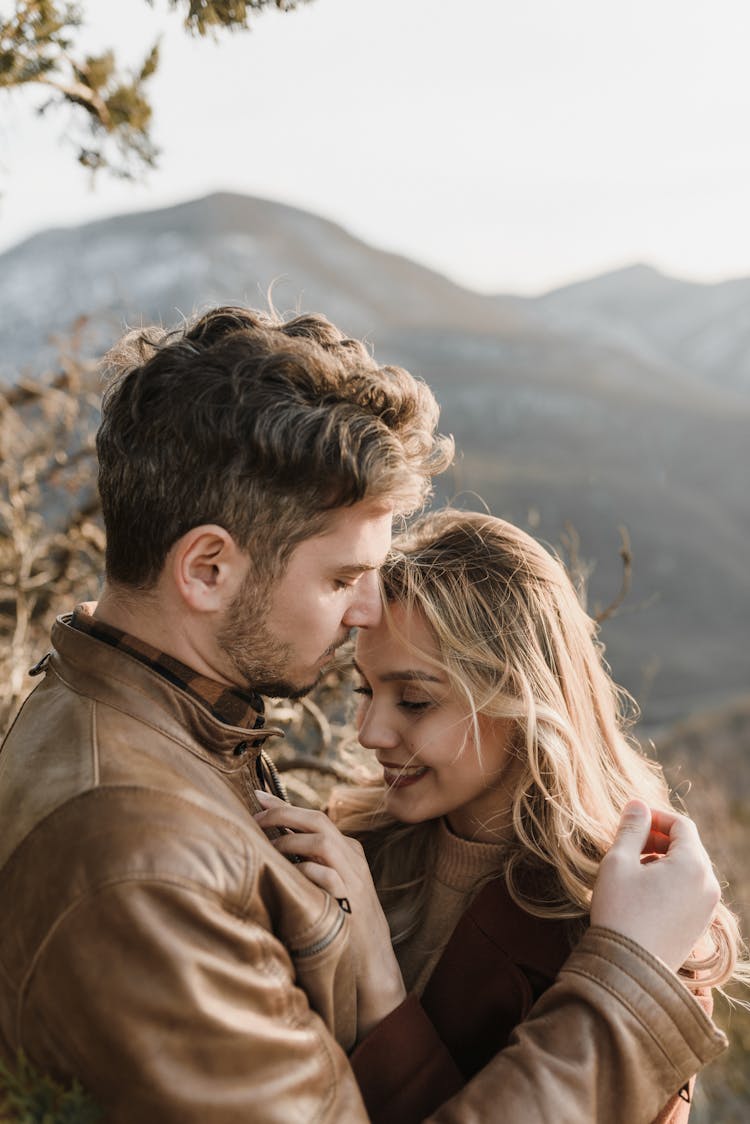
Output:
top-left (535, 262), bottom-right (750, 395)
top-left (0, 192), bottom-right (527, 382)
top-left (1, 192), bottom-right (748, 725)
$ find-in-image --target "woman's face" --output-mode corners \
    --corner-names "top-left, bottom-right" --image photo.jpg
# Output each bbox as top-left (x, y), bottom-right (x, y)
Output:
top-left (354, 602), bottom-right (516, 842)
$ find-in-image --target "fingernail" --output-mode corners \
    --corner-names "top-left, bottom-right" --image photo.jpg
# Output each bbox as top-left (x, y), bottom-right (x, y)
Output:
top-left (255, 790), bottom-right (272, 803)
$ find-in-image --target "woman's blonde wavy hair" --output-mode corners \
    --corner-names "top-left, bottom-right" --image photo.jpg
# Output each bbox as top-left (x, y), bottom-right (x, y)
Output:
top-left (330, 508), bottom-right (747, 992)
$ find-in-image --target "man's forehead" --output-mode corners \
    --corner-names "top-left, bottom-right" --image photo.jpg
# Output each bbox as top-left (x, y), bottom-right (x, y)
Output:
top-left (316, 502), bottom-right (393, 551)
top-left (328, 531), bottom-right (391, 573)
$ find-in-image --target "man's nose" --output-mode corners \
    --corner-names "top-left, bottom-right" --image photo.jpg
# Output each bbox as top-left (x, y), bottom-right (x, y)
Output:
top-left (342, 570), bottom-right (382, 629)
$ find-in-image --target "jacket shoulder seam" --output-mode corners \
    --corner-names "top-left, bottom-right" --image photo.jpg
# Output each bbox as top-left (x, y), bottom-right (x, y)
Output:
top-left (89, 694), bottom-right (100, 786)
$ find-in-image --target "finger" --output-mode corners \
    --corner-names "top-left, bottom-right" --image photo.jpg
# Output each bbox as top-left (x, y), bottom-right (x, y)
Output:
top-left (254, 798), bottom-right (332, 836)
top-left (648, 808), bottom-right (699, 846)
top-left (631, 807), bottom-right (703, 859)
top-left (642, 828), bottom-right (671, 855)
top-left (656, 815), bottom-right (714, 884)
top-left (254, 790), bottom-right (285, 808)
top-left (272, 832), bottom-right (349, 876)
top-left (272, 831), bottom-right (328, 860)
top-left (295, 861), bottom-right (347, 900)
top-left (609, 799), bottom-right (652, 857)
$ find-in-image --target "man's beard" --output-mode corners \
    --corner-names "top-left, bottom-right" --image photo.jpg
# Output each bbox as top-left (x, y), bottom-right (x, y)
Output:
top-left (216, 576), bottom-right (344, 699)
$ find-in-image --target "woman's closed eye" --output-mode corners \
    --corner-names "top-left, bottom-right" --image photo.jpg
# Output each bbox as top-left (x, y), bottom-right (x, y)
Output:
top-left (353, 684), bottom-right (432, 713)
top-left (398, 698), bottom-right (432, 712)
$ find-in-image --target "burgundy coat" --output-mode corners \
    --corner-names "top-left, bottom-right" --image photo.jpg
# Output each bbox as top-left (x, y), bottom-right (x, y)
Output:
top-left (351, 875), bottom-right (708, 1124)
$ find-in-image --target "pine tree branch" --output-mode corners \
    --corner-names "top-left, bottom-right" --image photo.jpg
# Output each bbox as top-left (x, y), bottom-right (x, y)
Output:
top-left (34, 70), bottom-right (111, 126)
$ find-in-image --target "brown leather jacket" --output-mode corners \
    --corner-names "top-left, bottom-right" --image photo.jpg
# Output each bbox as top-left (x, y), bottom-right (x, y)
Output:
top-left (0, 615), bottom-right (727, 1122)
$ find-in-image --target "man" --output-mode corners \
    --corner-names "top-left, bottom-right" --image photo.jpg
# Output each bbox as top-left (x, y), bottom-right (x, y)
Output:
top-left (0, 306), bottom-right (725, 1121)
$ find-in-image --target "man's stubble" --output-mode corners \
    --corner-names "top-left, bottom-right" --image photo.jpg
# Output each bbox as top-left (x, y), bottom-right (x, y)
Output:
top-left (216, 569), bottom-right (337, 700)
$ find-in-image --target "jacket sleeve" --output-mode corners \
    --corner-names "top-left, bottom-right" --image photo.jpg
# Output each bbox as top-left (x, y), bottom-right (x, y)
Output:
top-left (21, 877), bottom-right (369, 1124)
top-left (354, 938), bottom-right (721, 1124)
top-left (650, 988), bottom-right (714, 1124)
top-left (428, 928), bottom-right (726, 1124)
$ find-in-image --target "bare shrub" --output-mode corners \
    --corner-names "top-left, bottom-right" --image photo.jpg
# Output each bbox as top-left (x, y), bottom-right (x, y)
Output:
top-left (0, 337), bottom-right (104, 733)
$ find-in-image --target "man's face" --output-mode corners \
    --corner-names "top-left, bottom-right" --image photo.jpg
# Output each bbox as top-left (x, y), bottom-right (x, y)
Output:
top-left (218, 500), bottom-right (393, 698)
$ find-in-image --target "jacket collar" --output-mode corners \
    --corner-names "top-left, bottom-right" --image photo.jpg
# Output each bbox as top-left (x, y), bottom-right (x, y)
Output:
top-left (70, 603), bottom-right (266, 730)
top-left (46, 612), bottom-right (284, 770)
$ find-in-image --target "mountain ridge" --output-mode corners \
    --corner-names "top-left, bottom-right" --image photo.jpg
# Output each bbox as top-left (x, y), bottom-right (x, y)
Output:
top-left (1, 190), bottom-right (747, 724)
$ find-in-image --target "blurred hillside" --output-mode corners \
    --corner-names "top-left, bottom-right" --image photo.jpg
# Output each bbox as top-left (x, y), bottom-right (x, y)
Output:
top-left (1, 191), bottom-right (748, 726)
top-left (537, 263), bottom-right (750, 395)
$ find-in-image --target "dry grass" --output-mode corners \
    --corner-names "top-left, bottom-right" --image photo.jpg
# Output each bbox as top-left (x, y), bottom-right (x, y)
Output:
top-left (656, 709), bottom-right (750, 1122)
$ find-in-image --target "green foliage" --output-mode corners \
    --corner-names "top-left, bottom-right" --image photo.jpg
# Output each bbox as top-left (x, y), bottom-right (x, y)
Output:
top-left (0, 0), bottom-right (313, 180)
top-left (172, 1), bottom-right (309, 37)
top-left (0, 1051), bottom-right (100, 1124)
top-left (0, 2), bottom-right (79, 87)
top-left (0, 1), bottom-right (160, 178)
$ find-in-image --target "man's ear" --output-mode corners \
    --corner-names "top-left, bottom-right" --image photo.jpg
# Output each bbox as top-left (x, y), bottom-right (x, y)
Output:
top-left (170, 525), bottom-right (247, 613)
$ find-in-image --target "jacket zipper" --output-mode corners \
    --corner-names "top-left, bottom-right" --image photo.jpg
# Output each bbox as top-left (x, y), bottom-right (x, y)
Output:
top-left (293, 907), bottom-right (346, 959)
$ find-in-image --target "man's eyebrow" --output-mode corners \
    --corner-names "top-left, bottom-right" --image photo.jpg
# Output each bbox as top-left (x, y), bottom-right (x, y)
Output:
top-left (352, 660), bottom-right (443, 684)
top-left (337, 563), bottom-right (379, 576)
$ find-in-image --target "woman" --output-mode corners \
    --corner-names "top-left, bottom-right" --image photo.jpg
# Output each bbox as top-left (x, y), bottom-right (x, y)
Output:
top-left (255, 509), bottom-right (745, 1122)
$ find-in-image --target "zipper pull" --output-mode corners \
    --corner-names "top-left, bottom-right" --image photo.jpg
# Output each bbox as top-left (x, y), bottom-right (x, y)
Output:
top-left (28, 653), bottom-right (51, 677)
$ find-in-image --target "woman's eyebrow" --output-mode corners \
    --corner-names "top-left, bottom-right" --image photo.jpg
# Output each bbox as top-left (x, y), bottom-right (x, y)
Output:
top-left (352, 659), bottom-right (443, 684)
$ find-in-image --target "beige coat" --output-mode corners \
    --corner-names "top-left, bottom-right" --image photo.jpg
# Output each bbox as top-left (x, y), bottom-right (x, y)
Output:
top-left (0, 615), bottom-right (726, 1122)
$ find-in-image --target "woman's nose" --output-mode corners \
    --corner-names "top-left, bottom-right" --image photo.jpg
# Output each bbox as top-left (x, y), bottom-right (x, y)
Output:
top-left (356, 700), bottom-right (400, 753)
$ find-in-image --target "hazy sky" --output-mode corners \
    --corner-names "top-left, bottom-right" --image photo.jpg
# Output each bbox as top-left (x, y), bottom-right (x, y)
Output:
top-left (1, 0), bottom-right (749, 293)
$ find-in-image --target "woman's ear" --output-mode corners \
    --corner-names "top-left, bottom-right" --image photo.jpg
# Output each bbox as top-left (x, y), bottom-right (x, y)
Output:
top-left (170, 525), bottom-right (248, 613)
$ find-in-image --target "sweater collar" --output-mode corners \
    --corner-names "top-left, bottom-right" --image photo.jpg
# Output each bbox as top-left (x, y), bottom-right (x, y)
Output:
top-left (433, 817), bottom-right (508, 893)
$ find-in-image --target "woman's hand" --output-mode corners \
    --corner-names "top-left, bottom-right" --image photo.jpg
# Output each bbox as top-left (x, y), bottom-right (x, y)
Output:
top-left (591, 800), bottom-right (720, 971)
top-left (253, 790), bottom-right (406, 1039)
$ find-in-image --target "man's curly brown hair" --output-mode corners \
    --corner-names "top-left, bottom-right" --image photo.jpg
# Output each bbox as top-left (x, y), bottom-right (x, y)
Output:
top-left (97, 306), bottom-right (453, 587)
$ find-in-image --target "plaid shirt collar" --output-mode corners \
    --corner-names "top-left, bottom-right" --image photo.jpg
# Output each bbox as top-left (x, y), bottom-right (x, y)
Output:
top-left (70, 604), bottom-right (266, 732)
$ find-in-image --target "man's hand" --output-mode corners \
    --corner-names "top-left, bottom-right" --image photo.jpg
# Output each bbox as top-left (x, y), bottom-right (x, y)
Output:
top-left (591, 800), bottom-right (720, 970)
top-left (253, 790), bottom-right (407, 1040)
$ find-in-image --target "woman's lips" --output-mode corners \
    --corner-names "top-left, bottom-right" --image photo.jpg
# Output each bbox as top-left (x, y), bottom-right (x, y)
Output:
top-left (381, 764), bottom-right (429, 788)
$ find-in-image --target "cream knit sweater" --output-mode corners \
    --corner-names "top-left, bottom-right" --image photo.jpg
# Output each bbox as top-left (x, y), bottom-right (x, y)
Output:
top-left (396, 818), bottom-right (507, 997)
